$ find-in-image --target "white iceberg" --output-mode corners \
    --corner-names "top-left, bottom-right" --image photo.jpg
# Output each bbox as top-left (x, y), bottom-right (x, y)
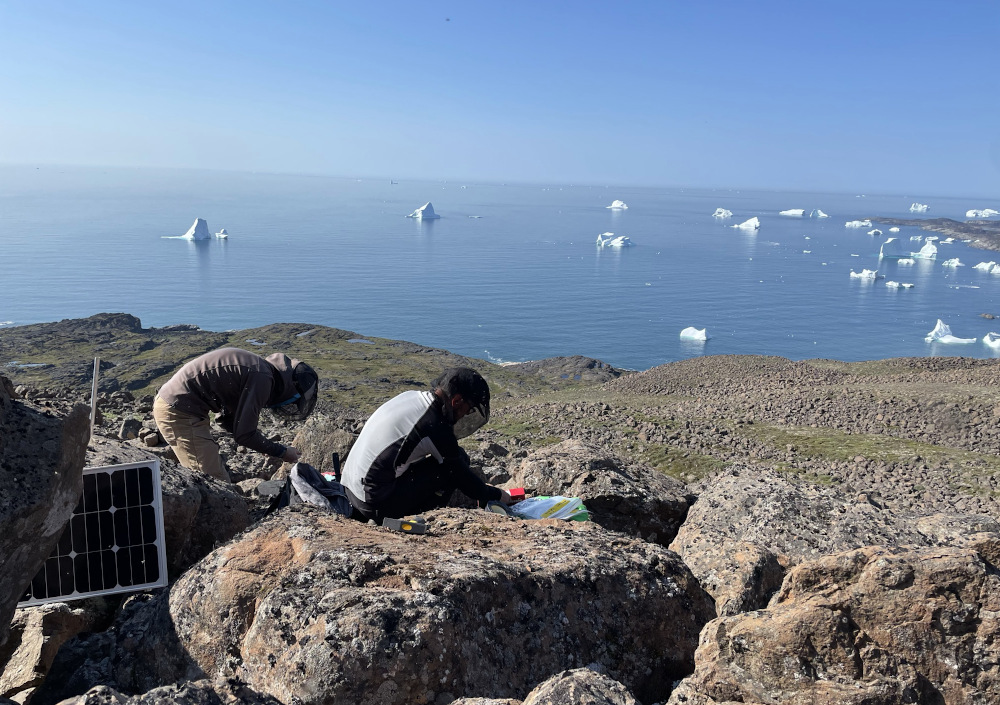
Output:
top-left (885, 281), bottom-right (914, 289)
top-left (810, 209), bottom-right (830, 218)
top-left (732, 217), bottom-right (760, 231)
top-left (606, 200), bottom-right (629, 210)
top-left (992, 265), bottom-right (1000, 275)
top-left (897, 258), bottom-right (916, 265)
top-left (850, 269), bottom-right (878, 280)
top-left (973, 261), bottom-right (997, 271)
top-left (925, 319), bottom-right (976, 344)
top-left (867, 228), bottom-right (883, 237)
top-left (215, 228), bottom-right (229, 239)
top-left (845, 219), bottom-right (872, 228)
top-left (679, 326), bottom-right (709, 341)
top-left (940, 237), bottom-right (955, 244)
top-left (879, 238), bottom-right (906, 259)
top-left (925, 236), bottom-right (939, 242)
top-left (911, 242), bottom-right (938, 260)
top-left (712, 208), bottom-right (733, 218)
top-left (779, 209), bottom-right (805, 216)
top-left (181, 218), bottom-right (211, 240)
top-left (910, 203), bottom-right (929, 213)
top-left (966, 208), bottom-right (1000, 218)
top-left (941, 258), bottom-right (963, 268)
top-left (407, 202), bottom-right (441, 219)
top-left (984, 332), bottom-right (1000, 349)
top-left (889, 227), bottom-right (900, 232)
top-left (910, 235), bottom-right (923, 241)
top-left (596, 232), bottom-right (634, 248)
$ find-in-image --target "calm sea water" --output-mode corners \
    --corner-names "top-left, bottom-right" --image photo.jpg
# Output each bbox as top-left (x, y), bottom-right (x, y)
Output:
top-left (2, 165), bottom-right (999, 370)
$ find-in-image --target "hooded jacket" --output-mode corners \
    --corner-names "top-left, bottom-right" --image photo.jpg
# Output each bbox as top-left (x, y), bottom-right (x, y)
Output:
top-left (157, 348), bottom-right (300, 456)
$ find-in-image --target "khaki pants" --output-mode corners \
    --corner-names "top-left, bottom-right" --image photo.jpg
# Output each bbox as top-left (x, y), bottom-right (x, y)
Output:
top-left (152, 395), bottom-right (230, 482)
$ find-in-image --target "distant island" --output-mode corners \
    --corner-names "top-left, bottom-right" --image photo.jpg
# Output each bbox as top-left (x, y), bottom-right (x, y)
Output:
top-left (870, 216), bottom-right (1000, 251)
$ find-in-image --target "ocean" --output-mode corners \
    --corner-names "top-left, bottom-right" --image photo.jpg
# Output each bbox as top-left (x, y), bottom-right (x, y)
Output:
top-left (1, 164), bottom-right (998, 371)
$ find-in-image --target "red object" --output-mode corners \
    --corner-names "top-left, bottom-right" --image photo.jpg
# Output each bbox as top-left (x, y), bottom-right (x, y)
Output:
top-left (508, 487), bottom-right (526, 501)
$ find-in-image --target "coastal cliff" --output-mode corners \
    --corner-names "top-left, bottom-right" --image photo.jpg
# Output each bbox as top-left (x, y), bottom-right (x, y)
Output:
top-left (3, 314), bottom-right (1000, 704)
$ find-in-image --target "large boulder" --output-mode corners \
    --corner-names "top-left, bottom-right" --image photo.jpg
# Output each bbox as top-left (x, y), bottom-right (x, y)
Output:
top-left (288, 413), bottom-right (357, 476)
top-left (52, 678), bottom-right (282, 704)
top-left (667, 543), bottom-right (1000, 704)
top-left (84, 437), bottom-right (250, 578)
top-left (112, 506), bottom-right (714, 705)
top-left (522, 668), bottom-right (639, 705)
top-left (508, 440), bottom-right (691, 546)
top-left (0, 377), bottom-right (90, 648)
top-left (0, 601), bottom-right (114, 704)
top-left (670, 467), bottom-right (943, 616)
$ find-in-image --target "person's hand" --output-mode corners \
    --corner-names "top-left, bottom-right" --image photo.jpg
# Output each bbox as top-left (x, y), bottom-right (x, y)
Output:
top-left (281, 446), bottom-right (302, 464)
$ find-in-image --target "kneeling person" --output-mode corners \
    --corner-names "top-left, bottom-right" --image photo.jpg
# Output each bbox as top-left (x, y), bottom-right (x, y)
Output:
top-left (343, 367), bottom-right (510, 522)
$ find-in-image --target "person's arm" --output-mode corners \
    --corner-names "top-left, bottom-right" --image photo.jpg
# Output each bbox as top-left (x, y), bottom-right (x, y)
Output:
top-left (230, 372), bottom-right (287, 458)
top-left (445, 449), bottom-right (502, 504)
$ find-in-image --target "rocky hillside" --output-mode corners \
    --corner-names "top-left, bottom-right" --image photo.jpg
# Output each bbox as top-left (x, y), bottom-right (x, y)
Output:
top-left (4, 314), bottom-right (1000, 704)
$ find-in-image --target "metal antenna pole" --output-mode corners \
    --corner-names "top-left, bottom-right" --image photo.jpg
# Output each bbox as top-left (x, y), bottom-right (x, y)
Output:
top-left (90, 357), bottom-right (100, 441)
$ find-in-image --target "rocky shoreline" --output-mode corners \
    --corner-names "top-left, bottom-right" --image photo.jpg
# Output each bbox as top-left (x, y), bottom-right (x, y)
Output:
top-left (4, 314), bottom-right (1000, 704)
top-left (870, 216), bottom-right (1000, 251)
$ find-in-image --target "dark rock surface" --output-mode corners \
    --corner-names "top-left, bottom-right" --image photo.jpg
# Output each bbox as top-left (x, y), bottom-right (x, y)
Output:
top-left (508, 440), bottom-right (692, 547)
top-left (0, 376), bottom-right (90, 648)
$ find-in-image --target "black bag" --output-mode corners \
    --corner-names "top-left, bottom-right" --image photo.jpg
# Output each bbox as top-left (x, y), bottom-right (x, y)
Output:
top-left (265, 461), bottom-right (352, 517)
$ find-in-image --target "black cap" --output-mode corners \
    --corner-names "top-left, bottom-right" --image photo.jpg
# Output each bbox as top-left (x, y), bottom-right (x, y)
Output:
top-left (432, 367), bottom-right (490, 417)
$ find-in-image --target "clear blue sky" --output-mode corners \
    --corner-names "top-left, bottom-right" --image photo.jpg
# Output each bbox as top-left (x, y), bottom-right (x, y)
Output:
top-left (2, 1), bottom-right (998, 196)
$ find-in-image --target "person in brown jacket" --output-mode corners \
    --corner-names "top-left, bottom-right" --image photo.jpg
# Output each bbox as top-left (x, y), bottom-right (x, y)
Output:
top-left (153, 348), bottom-right (318, 482)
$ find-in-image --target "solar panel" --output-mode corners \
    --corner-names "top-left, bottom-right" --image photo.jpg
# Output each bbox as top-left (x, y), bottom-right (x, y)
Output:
top-left (18, 459), bottom-right (168, 606)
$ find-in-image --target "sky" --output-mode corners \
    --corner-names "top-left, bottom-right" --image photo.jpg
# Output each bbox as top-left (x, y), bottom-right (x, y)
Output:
top-left (1, 1), bottom-right (999, 197)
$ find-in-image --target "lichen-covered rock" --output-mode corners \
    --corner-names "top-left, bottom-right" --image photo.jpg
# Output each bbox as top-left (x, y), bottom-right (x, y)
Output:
top-left (0, 600), bottom-right (115, 703)
top-left (522, 668), bottom-right (639, 705)
top-left (0, 376), bottom-right (90, 648)
top-left (116, 507), bottom-right (713, 705)
top-left (670, 467), bottom-right (939, 615)
top-left (508, 440), bottom-right (691, 546)
top-left (289, 413), bottom-right (357, 476)
top-left (53, 678), bottom-right (282, 704)
top-left (668, 545), bottom-right (1000, 704)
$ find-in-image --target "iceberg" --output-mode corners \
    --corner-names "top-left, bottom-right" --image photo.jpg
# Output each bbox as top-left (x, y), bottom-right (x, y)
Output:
top-left (180, 218), bottom-right (211, 240)
top-left (845, 219), bottom-right (872, 228)
top-left (909, 203), bottom-right (929, 213)
top-left (732, 217), bottom-right (760, 231)
top-left (897, 258), bottom-right (915, 265)
top-left (606, 200), bottom-right (629, 210)
top-left (992, 265), bottom-right (1000, 275)
top-left (925, 319), bottom-right (976, 344)
top-left (810, 209), bottom-right (830, 218)
top-left (867, 228), bottom-right (883, 237)
top-left (889, 227), bottom-right (900, 232)
top-left (984, 332), bottom-right (1000, 349)
top-left (407, 202), bottom-right (441, 219)
top-left (878, 237), bottom-right (906, 259)
top-left (911, 242), bottom-right (938, 260)
top-left (596, 232), bottom-right (634, 248)
top-left (885, 281), bottom-right (914, 289)
top-left (712, 208), bottom-right (733, 218)
top-left (215, 228), bottom-right (229, 239)
top-left (849, 269), bottom-right (878, 280)
top-left (779, 209), bottom-right (805, 216)
top-left (910, 235), bottom-right (923, 241)
top-left (973, 261), bottom-right (997, 271)
top-left (679, 326), bottom-right (709, 341)
top-left (941, 258), bottom-right (963, 267)
top-left (940, 237), bottom-right (955, 244)
top-left (925, 236), bottom-right (939, 242)
top-left (966, 208), bottom-right (1000, 218)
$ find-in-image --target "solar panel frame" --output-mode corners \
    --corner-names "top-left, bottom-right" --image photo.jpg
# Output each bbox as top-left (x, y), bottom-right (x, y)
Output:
top-left (18, 459), bottom-right (168, 606)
